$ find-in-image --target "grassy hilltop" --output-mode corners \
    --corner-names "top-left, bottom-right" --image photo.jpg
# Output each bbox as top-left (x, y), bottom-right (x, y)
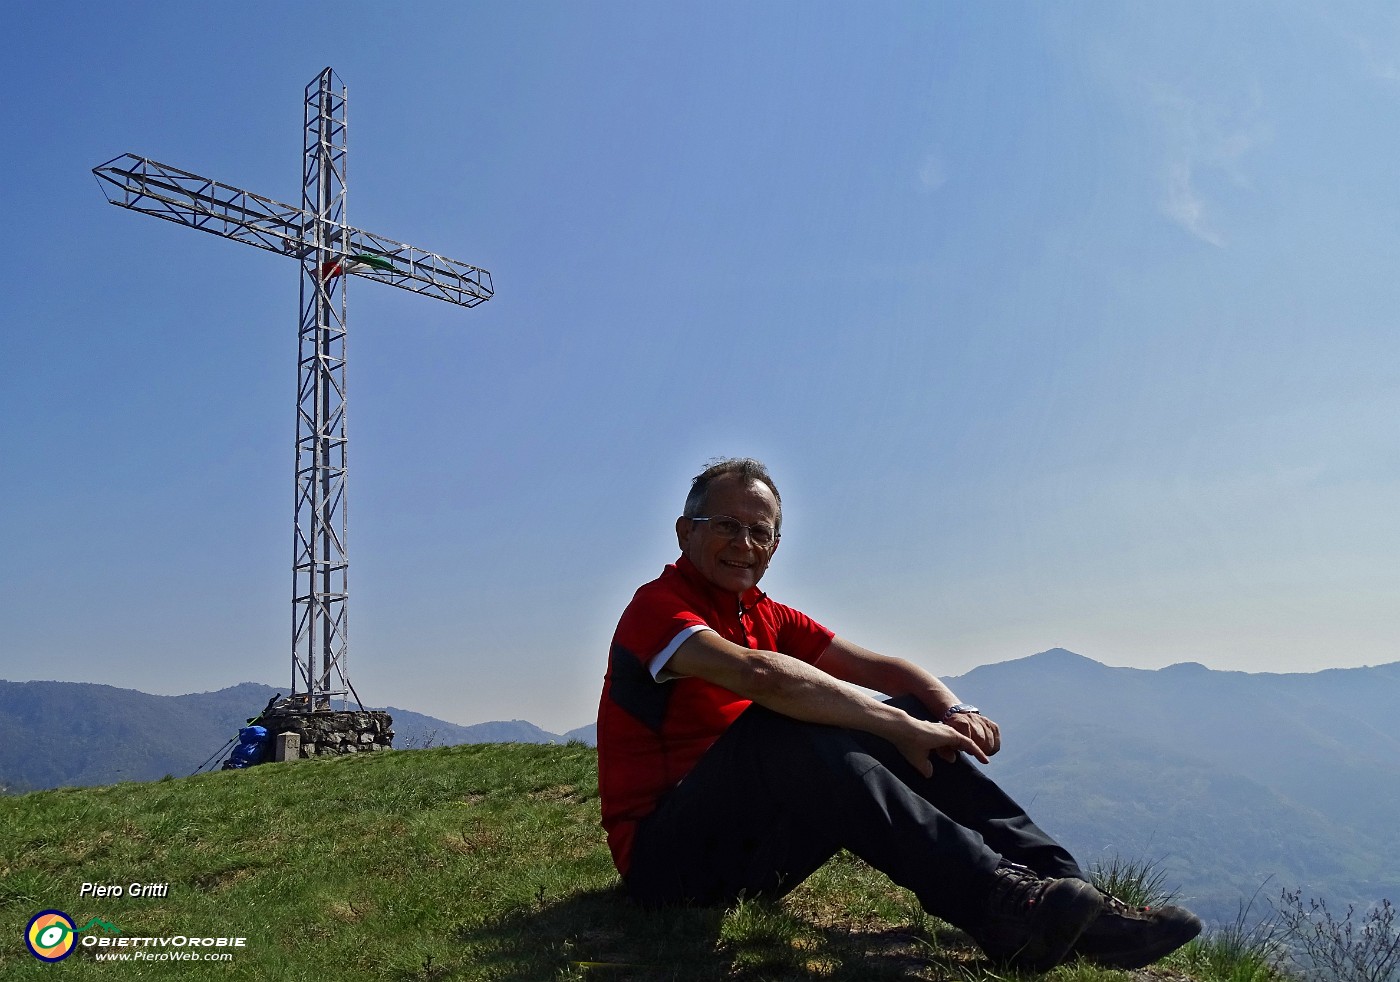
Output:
top-left (1, 743), bottom-right (1281, 981)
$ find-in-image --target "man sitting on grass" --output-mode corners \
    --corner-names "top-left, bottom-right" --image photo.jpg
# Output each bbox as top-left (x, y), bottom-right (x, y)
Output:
top-left (596, 457), bottom-right (1202, 971)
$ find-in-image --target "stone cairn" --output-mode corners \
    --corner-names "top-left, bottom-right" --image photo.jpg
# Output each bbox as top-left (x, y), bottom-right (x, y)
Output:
top-left (258, 696), bottom-right (394, 761)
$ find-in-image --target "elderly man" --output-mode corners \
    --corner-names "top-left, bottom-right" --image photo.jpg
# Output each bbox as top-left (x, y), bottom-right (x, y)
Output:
top-left (596, 458), bottom-right (1201, 971)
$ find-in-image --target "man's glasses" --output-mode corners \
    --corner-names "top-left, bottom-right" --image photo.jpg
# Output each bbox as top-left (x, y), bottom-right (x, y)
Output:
top-left (689, 515), bottom-right (779, 547)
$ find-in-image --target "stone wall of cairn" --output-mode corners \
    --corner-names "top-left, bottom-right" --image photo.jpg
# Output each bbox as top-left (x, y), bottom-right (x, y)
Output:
top-left (260, 710), bottom-right (394, 759)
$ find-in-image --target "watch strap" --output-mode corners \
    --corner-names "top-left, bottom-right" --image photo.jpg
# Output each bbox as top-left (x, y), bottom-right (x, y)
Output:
top-left (940, 703), bottom-right (981, 723)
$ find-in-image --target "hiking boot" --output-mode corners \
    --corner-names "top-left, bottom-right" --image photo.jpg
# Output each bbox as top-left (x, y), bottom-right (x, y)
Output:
top-left (1073, 892), bottom-right (1204, 968)
top-left (972, 862), bottom-right (1103, 971)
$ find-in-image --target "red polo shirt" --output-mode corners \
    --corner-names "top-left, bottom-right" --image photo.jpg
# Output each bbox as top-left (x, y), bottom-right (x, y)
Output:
top-left (596, 555), bottom-right (834, 874)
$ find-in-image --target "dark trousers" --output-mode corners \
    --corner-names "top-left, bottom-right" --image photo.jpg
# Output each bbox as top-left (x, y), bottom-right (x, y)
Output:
top-left (625, 695), bottom-right (1084, 933)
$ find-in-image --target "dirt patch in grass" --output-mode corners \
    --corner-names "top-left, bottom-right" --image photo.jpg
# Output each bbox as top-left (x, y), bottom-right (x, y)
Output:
top-left (527, 784), bottom-right (584, 803)
top-left (190, 865), bottom-right (257, 893)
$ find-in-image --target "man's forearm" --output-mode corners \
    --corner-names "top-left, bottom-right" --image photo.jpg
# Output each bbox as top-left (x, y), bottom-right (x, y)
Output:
top-left (738, 649), bottom-right (921, 741)
top-left (738, 648), bottom-right (989, 768)
top-left (667, 632), bottom-right (989, 768)
top-left (821, 640), bottom-right (962, 718)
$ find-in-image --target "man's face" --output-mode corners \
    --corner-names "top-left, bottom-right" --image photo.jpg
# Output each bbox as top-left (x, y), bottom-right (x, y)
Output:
top-left (675, 476), bottom-right (781, 595)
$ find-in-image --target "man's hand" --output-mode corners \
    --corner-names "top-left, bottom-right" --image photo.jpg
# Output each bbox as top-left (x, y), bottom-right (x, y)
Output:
top-left (944, 711), bottom-right (1001, 758)
top-left (889, 716), bottom-right (989, 778)
top-left (816, 638), bottom-right (1004, 760)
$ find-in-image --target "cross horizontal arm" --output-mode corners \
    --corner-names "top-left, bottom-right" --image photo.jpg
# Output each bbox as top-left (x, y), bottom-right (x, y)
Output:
top-left (94, 154), bottom-right (304, 256)
top-left (93, 153), bottom-right (493, 308)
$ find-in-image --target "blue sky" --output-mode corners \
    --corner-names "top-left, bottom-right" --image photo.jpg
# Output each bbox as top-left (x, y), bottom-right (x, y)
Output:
top-left (1, 2), bottom-right (1396, 732)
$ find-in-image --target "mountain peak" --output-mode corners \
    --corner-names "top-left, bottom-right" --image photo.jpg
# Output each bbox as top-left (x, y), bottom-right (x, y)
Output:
top-left (1161, 661), bottom-right (1211, 673)
top-left (949, 647), bottom-right (1106, 689)
top-left (1021, 647), bottom-right (1105, 671)
top-left (1031, 646), bottom-right (1094, 662)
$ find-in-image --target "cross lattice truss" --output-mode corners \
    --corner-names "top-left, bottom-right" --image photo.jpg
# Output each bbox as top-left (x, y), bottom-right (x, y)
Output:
top-left (92, 155), bottom-right (493, 307)
top-left (94, 68), bottom-right (494, 710)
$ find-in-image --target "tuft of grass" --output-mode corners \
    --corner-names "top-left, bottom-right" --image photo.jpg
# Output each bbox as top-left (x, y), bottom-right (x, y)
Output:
top-left (719, 896), bottom-right (827, 975)
top-left (1173, 885), bottom-right (1289, 982)
top-left (1177, 929), bottom-right (1287, 982)
top-left (1088, 856), bottom-right (1291, 982)
top-left (1088, 854), bottom-right (1179, 908)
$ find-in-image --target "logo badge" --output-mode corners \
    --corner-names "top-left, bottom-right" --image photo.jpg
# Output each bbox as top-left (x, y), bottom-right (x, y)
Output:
top-left (25, 910), bottom-right (77, 962)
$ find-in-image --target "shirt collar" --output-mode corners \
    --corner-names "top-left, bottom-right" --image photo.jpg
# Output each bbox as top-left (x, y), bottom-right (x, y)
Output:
top-left (673, 554), bottom-right (766, 611)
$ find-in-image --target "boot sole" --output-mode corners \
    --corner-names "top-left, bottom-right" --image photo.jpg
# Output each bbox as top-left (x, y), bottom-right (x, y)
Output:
top-left (1082, 912), bottom-right (1204, 969)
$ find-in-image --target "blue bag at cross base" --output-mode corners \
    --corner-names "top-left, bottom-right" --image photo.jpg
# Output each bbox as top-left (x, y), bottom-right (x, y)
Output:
top-left (227, 725), bottom-right (270, 769)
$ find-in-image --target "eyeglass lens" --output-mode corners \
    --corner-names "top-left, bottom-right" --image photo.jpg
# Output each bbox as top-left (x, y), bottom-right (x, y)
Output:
top-left (705, 516), bottom-right (776, 546)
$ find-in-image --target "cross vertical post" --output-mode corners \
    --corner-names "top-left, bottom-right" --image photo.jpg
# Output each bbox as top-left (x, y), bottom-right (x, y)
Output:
top-left (293, 69), bottom-right (351, 709)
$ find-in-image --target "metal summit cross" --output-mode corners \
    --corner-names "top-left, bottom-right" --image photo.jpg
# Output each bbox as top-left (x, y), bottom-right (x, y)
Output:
top-left (94, 68), bottom-right (494, 711)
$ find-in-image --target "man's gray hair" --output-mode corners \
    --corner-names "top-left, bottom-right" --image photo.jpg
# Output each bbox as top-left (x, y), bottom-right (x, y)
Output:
top-left (683, 457), bottom-right (782, 532)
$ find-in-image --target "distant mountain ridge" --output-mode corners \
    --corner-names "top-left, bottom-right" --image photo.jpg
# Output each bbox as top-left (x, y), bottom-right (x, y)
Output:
top-left (0, 680), bottom-right (279, 791)
top-left (5, 651), bottom-right (1398, 928)
top-left (945, 649), bottom-right (1400, 926)
top-left (0, 679), bottom-right (591, 794)
top-left (382, 704), bottom-right (596, 748)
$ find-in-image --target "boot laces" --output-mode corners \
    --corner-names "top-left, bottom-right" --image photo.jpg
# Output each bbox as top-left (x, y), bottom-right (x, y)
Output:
top-left (988, 863), bottom-right (1049, 916)
top-left (1102, 893), bottom-right (1153, 920)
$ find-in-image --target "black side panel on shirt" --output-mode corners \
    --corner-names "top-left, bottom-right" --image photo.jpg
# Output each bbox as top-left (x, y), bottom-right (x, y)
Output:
top-left (608, 642), bottom-right (673, 733)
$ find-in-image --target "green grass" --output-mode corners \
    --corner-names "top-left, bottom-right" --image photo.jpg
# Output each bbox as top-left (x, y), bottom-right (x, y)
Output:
top-left (1086, 858), bottom-right (1290, 982)
top-left (1088, 856), bottom-right (1180, 909)
top-left (0, 743), bottom-right (1290, 981)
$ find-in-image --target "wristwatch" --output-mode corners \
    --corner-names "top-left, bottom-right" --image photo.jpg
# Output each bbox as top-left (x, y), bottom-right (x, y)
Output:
top-left (941, 703), bottom-right (981, 723)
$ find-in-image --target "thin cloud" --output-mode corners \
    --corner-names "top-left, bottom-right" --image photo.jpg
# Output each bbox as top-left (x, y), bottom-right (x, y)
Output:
top-left (1163, 160), bottom-right (1224, 247)
top-left (918, 152), bottom-right (948, 192)
top-left (1317, 6), bottom-right (1400, 83)
top-left (1153, 86), bottom-right (1266, 248)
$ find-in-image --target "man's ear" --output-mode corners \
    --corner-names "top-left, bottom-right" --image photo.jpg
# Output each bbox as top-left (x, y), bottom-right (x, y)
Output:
top-left (675, 516), bottom-right (690, 551)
